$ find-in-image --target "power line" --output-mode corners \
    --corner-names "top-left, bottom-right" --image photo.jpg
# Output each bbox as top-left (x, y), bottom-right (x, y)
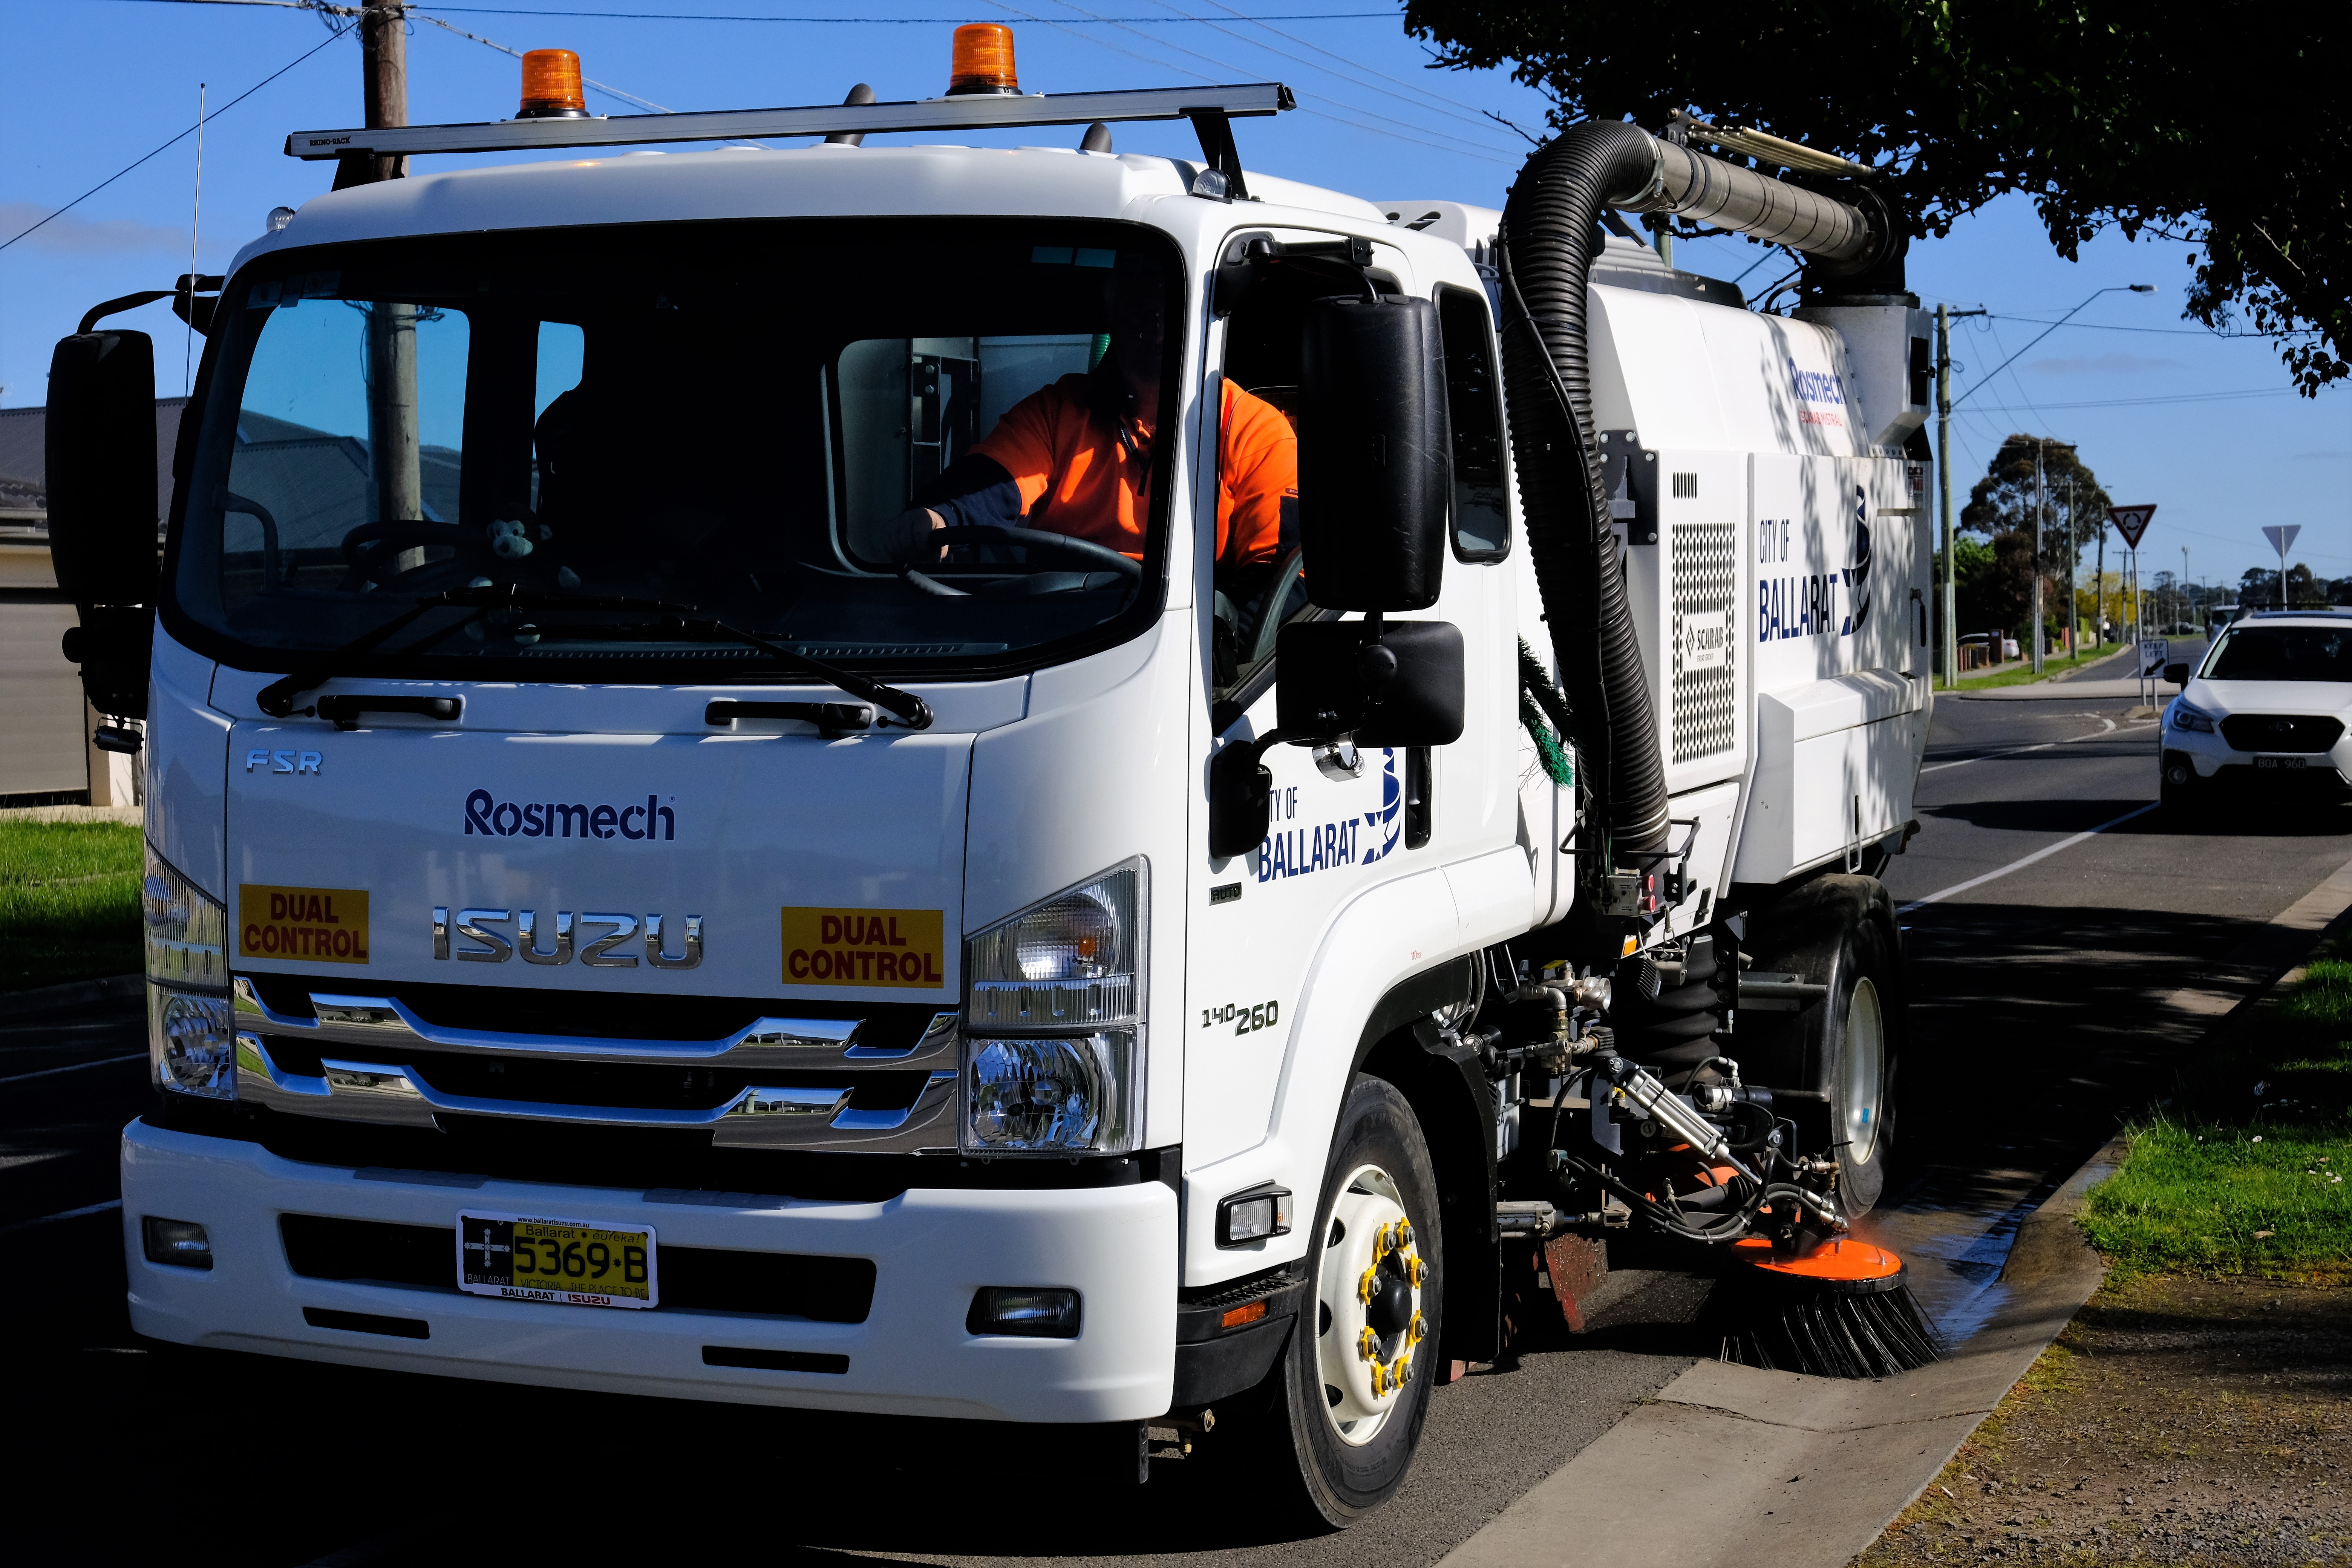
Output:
top-left (0, 17), bottom-right (355, 254)
top-left (1955, 387), bottom-right (2299, 413)
top-left (1027, 0), bottom-right (1516, 159)
top-left (105, 0), bottom-right (1398, 21)
top-left (1142, 0), bottom-right (1504, 138)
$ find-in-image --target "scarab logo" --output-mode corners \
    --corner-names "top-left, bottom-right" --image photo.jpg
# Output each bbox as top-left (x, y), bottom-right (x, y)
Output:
top-left (1842, 485), bottom-right (1871, 636)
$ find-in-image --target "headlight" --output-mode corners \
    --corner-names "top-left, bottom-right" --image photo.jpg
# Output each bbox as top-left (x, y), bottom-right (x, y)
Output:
top-left (963, 859), bottom-right (1145, 1155)
top-left (144, 840), bottom-right (226, 989)
top-left (2167, 698), bottom-right (2216, 733)
top-left (144, 842), bottom-right (232, 1099)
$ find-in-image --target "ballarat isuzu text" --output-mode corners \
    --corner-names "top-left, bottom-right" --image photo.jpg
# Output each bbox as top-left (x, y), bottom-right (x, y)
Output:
top-left (50, 28), bottom-right (1939, 1522)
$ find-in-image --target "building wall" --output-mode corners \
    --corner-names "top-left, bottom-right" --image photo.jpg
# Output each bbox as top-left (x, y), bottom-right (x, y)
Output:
top-left (0, 542), bottom-right (93, 800)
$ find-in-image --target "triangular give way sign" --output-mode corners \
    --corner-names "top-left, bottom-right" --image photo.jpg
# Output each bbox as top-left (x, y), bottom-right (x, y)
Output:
top-left (2108, 504), bottom-right (2156, 548)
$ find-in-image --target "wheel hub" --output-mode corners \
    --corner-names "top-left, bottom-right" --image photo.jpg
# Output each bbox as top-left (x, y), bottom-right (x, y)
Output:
top-left (1316, 1164), bottom-right (1427, 1446)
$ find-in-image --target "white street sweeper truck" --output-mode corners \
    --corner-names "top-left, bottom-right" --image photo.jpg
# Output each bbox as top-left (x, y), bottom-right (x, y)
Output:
top-left (48, 25), bottom-right (1937, 1524)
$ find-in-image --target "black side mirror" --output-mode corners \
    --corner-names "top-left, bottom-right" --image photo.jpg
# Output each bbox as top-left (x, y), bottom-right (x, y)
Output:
top-left (1275, 619), bottom-right (1464, 745)
top-left (47, 328), bottom-right (160, 719)
top-left (1297, 294), bottom-right (1450, 612)
top-left (2164, 662), bottom-right (2190, 686)
top-left (1207, 619), bottom-right (1464, 859)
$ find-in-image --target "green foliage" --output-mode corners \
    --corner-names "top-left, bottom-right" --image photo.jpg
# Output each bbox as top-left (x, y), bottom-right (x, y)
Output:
top-left (1402, 0), bottom-right (2349, 392)
top-left (1958, 435), bottom-right (2112, 555)
top-left (0, 821), bottom-right (143, 992)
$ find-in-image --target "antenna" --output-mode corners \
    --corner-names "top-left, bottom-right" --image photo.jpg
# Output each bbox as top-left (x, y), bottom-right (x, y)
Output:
top-left (186, 81), bottom-right (206, 398)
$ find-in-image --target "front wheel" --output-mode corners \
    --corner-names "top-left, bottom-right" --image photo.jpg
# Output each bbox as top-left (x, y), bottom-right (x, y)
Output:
top-left (1260, 1074), bottom-right (1442, 1527)
top-left (2160, 752), bottom-right (2203, 825)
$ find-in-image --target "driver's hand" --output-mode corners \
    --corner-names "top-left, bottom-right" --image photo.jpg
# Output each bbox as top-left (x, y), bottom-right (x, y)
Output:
top-left (880, 508), bottom-right (947, 562)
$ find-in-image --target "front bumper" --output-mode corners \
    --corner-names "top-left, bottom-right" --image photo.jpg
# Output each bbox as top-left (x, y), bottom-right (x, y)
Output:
top-left (121, 1117), bottom-right (1176, 1422)
top-left (2166, 725), bottom-right (2352, 783)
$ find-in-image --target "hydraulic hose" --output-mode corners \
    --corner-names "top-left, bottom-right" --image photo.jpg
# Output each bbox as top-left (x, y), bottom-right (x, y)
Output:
top-left (1498, 121), bottom-right (1675, 856)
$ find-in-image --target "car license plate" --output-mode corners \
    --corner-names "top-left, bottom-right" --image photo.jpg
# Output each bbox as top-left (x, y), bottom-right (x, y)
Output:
top-left (457, 1211), bottom-right (657, 1309)
top-left (2255, 756), bottom-right (2308, 770)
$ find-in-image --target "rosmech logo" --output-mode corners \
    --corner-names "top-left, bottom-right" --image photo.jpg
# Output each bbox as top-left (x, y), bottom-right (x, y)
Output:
top-left (1788, 357), bottom-right (1847, 427)
top-left (463, 789), bottom-right (676, 842)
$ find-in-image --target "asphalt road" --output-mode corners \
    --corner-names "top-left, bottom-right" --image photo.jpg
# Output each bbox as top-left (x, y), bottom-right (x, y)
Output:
top-left (11, 639), bottom-right (2350, 1567)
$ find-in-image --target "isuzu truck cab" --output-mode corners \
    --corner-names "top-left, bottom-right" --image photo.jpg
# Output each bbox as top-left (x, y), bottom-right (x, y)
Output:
top-left (49, 32), bottom-right (1937, 1523)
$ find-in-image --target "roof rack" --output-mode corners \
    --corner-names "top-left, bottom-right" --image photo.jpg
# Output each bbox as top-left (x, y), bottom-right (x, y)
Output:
top-left (286, 83), bottom-right (1292, 196)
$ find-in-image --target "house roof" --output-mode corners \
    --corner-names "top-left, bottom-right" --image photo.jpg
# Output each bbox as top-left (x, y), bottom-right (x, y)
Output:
top-left (0, 398), bottom-right (190, 531)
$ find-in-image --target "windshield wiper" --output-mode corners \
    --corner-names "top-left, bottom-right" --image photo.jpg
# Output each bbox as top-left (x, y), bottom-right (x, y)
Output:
top-left (259, 585), bottom-right (934, 731)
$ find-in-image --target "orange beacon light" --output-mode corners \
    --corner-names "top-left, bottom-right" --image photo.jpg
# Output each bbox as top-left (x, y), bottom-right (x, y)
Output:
top-left (518, 49), bottom-right (590, 119)
top-left (946, 24), bottom-right (1019, 96)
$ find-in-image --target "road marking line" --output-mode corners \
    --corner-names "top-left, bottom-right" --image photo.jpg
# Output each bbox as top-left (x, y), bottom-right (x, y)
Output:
top-left (0, 1199), bottom-right (121, 1236)
top-left (0, 1052), bottom-right (145, 1087)
top-left (1920, 717), bottom-right (2120, 774)
top-left (1897, 802), bottom-right (2158, 913)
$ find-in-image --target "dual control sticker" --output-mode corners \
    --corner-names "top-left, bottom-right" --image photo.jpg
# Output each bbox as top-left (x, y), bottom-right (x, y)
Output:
top-left (780, 906), bottom-right (945, 989)
top-left (238, 885), bottom-right (371, 964)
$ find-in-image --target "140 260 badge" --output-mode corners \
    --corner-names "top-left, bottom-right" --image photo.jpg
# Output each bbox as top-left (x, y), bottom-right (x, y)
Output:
top-left (1201, 998), bottom-right (1280, 1035)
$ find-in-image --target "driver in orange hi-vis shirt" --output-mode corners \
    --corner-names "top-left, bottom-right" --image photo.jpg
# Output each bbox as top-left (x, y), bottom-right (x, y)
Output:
top-left (880, 256), bottom-right (1297, 583)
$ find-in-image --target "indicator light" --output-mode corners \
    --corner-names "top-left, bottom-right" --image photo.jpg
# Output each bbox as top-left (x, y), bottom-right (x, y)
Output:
top-left (1214, 1184), bottom-right (1292, 1246)
top-left (518, 49), bottom-right (589, 120)
top-left (947, 23), bottom-right (1018, 97)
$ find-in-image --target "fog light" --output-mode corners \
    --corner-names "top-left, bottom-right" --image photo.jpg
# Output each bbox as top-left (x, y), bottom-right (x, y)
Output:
top-left (967, 1286), bottom-right (1080, 1338)
top-left (142, 1217), bottom-right (213, 1270)
top-left (1216, 1184), bottom-right (1292, 1247)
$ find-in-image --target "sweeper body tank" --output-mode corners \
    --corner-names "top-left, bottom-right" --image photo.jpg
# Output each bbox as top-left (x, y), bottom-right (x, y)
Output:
top-left (48, 29), bottom-right (1933, 1525)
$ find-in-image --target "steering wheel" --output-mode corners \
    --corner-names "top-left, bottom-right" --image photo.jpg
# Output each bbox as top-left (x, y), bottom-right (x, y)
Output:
top-left (340, 520), bottom-right (468, 588)
top-left (930, 525), bottom-right (1142, 579)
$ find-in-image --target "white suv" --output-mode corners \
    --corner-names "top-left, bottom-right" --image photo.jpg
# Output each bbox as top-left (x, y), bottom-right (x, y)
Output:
top-left (2162, 610), bottom-right (2352, 816)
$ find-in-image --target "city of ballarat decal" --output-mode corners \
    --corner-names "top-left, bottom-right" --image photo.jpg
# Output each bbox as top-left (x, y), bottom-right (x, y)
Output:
top-left (1258, 749), bottom-right (1404, 883)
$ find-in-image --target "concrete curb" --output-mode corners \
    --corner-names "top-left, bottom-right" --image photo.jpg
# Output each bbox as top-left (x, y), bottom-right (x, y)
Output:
top-left (0, 973), bottom-right (143, 1019)
top-left (1435, 1144), bottom-right (2126, 1568)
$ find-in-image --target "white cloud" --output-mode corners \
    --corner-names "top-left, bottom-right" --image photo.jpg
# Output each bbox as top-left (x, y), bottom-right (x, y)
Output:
top-left (2027, 352), bottom-right (2186, 376)
top-left (0, 201), bottom-right (185, 255)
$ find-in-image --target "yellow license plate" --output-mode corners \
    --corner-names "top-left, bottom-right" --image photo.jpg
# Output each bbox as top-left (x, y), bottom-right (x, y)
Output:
top-left (457, 1211), bottom-right (657, 1309)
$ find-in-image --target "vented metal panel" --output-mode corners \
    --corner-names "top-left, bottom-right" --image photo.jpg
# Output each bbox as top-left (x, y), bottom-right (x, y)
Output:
top-left (1671, 522), bottom-right (1738, 763)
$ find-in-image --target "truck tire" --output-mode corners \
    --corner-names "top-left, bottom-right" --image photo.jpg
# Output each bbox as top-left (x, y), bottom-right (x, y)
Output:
top-left (1259, 1073), bottom-right (1443, 1526)
top-left (1742, 876), bottom-right (1904, 1216)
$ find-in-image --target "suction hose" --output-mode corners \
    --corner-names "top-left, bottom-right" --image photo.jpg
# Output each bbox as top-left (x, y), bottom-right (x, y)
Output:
top-left (1498, 121), bottom-right (1675, 857)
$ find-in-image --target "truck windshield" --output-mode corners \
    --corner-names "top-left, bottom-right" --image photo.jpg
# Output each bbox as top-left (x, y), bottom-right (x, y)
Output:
top-left (2206, 625), bottom-right (2352, 682)
top-left (169, 219), bottom-right (1179, 682)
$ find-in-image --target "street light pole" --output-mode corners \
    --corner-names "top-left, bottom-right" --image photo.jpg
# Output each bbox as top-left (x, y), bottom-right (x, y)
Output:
top-left (1951, 284), bottom-right (2158, 413)
top-left (1933, 304), bottom-right (1982, 688)
top-left (2032, 446), bottom-right (2047, 674)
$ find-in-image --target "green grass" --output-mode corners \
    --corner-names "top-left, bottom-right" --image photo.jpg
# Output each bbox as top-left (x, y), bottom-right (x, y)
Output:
top-left (2079, 1118), bottom-right (2352, 1284)
top-left (2081, 957), bottom-right (2352, 1282)
top-left (0, 821), bottom-right (144, 993)
top-left (1948, 646), bottom-right (2119, 691)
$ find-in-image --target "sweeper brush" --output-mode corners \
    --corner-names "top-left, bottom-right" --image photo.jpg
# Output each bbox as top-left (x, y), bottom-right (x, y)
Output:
top-left (1710, 1238), bottom-right (1942, 1380)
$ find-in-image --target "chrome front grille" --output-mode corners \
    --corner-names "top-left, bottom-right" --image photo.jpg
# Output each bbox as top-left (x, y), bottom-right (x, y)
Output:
top-left (231, 977), bottom-right (958, 1153)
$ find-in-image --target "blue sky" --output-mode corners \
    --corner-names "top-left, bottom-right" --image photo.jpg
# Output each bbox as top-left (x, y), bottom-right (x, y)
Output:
top-left (4, 0), bottom-right (2344, 589)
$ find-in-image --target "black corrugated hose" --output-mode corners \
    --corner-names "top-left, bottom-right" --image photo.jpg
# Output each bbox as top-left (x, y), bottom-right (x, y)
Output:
top-left (1496, 121), bottom-right (1673, 858)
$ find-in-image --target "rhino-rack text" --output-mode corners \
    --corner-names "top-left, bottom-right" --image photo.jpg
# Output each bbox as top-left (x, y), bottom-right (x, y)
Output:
top-left (464, 790), bottom-right (675, 841)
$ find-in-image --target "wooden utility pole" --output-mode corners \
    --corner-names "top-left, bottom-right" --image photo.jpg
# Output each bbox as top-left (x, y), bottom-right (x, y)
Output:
top-left (354, 5), bottom-right (421, 529)
top-left (360, 3), bottom-right (408, 185)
